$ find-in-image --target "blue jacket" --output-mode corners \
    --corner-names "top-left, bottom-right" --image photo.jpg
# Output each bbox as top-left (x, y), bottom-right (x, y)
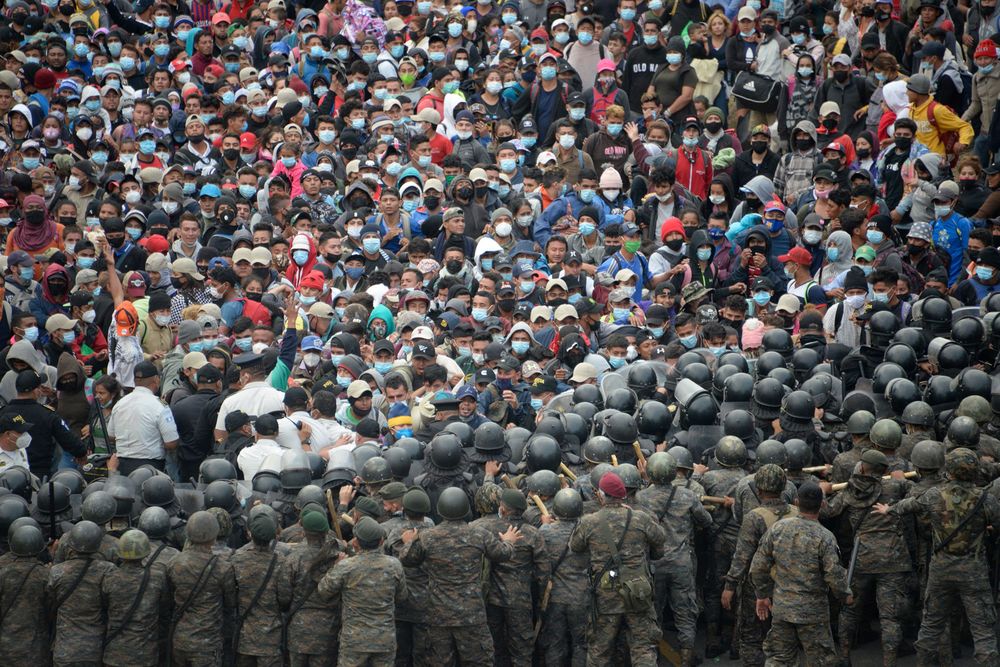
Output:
top-left (932, 212), bottom-right (972, 286)
top-left (536, 193), bottom-right (605, 247)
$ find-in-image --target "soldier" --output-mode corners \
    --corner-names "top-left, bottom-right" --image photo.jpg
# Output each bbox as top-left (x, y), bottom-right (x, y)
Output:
top-left (279, 510), bottom-right (342, 667)
top-left (521, 470), bottom-right (559, 528)
top-left (377, 481), bottom-right (409, 527)
top-left (231, 507), bottom-right (286, 666)
top-left (384, 488), bottom-right (436, 667)
top-left (869, 419), bottom-right (913, 474)
top-left (539, 488), bottom-right (590, 667)
top-left (722, 464), bottom-right (799, 667)
top-left (102, 530), bottom-right (169, 667)
top-left (318, 516), bottom-right (408, 667)
top-left (570, 471), bottom-right (666, 667)
top-left (54, 489), bottom-right (119, 564)
top-left (137, 506), bottom-right (181, 570)
top-left (472, 487), bottom-right (548, 667)
top-left (831, 411), bottom-right (875, 483)
top-left (699, 436), bottom-right (747, 658)
top-left (898, 402), bottom-right (936, 462)
top-left (875, 448), bottom-right (1000, 665)
top-left (731, 440), bottom-right (798, 529)
top-left (48, 520), bottom-right (118, 667)
top-left (0, 525), bottom-right (50, 664)
top-left (954, 395), bottom-right (1000, 460)
top-left (636, 452), bottom-right (712, 667)
top-left (667, 446), bottom-right (706, 497)
top-left (205, 505), bottom-right (236, 557)
top-left (750, 482), bottom-right (853, 665)
top-left (820, 449), bottom-right (912, 666)
top-left (168, 510), bottom-right (238, 667)
top-left (398, 487), bottom-right (521, 665)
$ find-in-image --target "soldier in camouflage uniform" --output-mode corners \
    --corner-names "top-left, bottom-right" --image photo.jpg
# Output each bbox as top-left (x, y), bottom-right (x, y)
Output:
top-left (636, 453), bottom-right (712, 667)
top-left (48, 520), bottom-right (118, 667)
top-left (820, 447), bottom-right (911, 666)
top-left (570, 471), bottom-right (666, 667)
top-left (231, 507), bottom-right (286, 667)
top-left (831, 411), bottom-right (875, 483)
top-left (54, 490), bottom-right (119, 564)
top-left (723, 465), bottom-right (799, 667)
top-left (398, 487), bottom-right (520, 665)
top-left (539, 488), bottom-right (591, 667)
top-left (138, 506), bottom-right (182, 571)
top-left (278, 510), bottom-right (343, 667)
top-left (384, 489), bottom-right (436, 667)
top-left (954, 396), bottom-right (1000, 460)
top-left (0, 525), bottom-right (50, 665)
top-left (869, 419), bottom-right (914, 475)
top-left (471, 487), bottom-right (548, 667)
top-left (699, 436), bottom-right (748, 658)
top-left (318, 516), bottom-right (408, 667)
top-left (898, 403), bottom-right (936, 462)
top-left (102, 530), bottom-right (169, 667)
top-left (168, 510), bottom-right (238, 667)
top-left (667, 446), bottom-right (707, 498)
top-left (876, 448), bottom-right (1000, 666)
top-left (750, 482), bottom-right (853, 666)
top-left (521, 470), bottom-right (559, 528)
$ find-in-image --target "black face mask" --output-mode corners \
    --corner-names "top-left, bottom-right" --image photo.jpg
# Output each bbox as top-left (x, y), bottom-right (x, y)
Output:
top-left (218, 209), bottom-right (236, 225)
top-left (223, 148), bottom-right (239, 161)
top-left (246, 291), bottom-right (263, 302)
top-left (796, 138), bottom-right (814, 151)
top-left (59, 4), bottom-right (74, 14)
top-left (456, 186), bottom-right (473, 200)
top-left (188, 133), bottom-right (205, 144)
top-left (548, 298), bottom-right (567, 308)
top-left (349, 196), bottom-right (369, 209)
top-left (341, 147), bottom-right (358, 161)
top-left (57, 379), bottom-right (76, 391)
top-left (25, 210), bottom-right (45, 225)
top-left (857, 147), bottom-right (871, 159)
top-left (106, 234), bottom-right (125, 248)
top-left (960, 179), bottom-right (978, 191)
top-left (983, 2), bottom-right (997, 15)
top-left (445, 259), bottom-right (463, 274)
top-left (474, 185), bottom-right (489, 199)
top-left (322, 252), bottom-right (340, 264)
top-left (748, 244), bottom-right (766, 254)
top-left (861, 5), bottom-right (875, 15)
top-left (751, 140), bottom-right (768, 153)
top-left (822, 118), bottom-right (840, 131)
top-left (59, 216), bottom-right (76, 226)
top-left (895, 137), bottom-right (912, 152)
top-left (497, 298), bottom-right (515, 311)
top-left (761, 24), bottom-right (776, 34)
top-left (705, 121), bottom-right (723, 134)
top-left (907, 243), bottom-right (925, 256)
top-left (832, 70), bottom-right (849, 83)
top-left (171, 276), bottom-right (186, 289)
top-left (424, 195), bottom-right (440, 209)
top-left (969, 249), bottom-right (981, 262)
top-left (665, 238), bottom-right (683, 251)
top-left (252, 267), bottom-right (270, 281)
top-left (744, 196), bottom-right (762, 211)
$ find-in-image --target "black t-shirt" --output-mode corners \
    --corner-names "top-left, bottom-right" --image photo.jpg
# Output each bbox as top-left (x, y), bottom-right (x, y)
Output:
top-left (880, 148), bottom-right (910, 211)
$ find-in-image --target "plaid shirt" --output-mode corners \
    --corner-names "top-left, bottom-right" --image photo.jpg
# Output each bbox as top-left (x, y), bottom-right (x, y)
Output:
top-left (773, 148), bottom-right (821, 207)
top-left (170, 287), bottom-right (212, 324)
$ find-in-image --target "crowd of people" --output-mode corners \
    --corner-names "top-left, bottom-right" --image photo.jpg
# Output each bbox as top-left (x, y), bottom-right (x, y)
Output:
top-left (1, 0), bottom-right (1000, 663)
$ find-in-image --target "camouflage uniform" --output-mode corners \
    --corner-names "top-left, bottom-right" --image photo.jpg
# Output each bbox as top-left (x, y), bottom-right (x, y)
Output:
top-left (470, 510), bottom-right (548, 667)
top-left (898, 428), bottom-right (935, 462)
top-left (539, 516), bottom-right (591, 667)
top-left (168, 543), bottom-right (238, 667)
top-left (0, 555), bottom-right (50, 664)
top-left (749, 515), bottom-right (852, 666)
top-left (53, 532), bottom-right (119, 564)
top-left (317, 549), bottom-right (407, 667)
top-left (831, 441), bottom-right (868, 484)
top-left (569, 501), bottom-right (666, 667)
top-left (398, 518), bottom-right (514, 664)
top-left (672, 474), bottom-right (706, 498)
top-left (730, 475), bottom-right (797, 526)
top-left (890, 479), bottom-right (1000, 664)
top-left (521, 497), bottom-right (554, 528)
top-left (636, 482), bottom-right (712, 653)
top-left (47, 554), bottom-right (118, 666)
top-left (231, 543), bottom-right (287, 666)
top-left (385, 518), bottom-right (435, 667)
top-left (101, 556), bottom-right (169, 667)
top-left (724, 497), bottom-right (798, 667)
top-left (698, 466), bottom-right (745, 647)
top-left (277, 537), bottom-right (343, 667)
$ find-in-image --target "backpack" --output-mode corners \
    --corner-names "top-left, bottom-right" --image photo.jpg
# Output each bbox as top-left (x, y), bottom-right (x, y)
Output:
top-left (590, 87), bottom-right (617, 125)
top-left (239, 297), bottom-right (272, 327)
top-left (874, 247), bottom-right (926, 294)
top-left (936, 485), bottom-right (989, 556)
top-left (926, 101), bottom-right (960, 166)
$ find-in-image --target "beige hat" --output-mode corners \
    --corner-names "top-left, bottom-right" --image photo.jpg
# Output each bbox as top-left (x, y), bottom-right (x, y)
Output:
top-left (554, 304), bottom-right (579, 321)
top-left (521, 360), bottom-right (543, 378)
top-left (614, 268), bottom-right (638, 283)
top-left (347, 380), bottom-right (373, 398)
top-left (776, 294), bottom-right (801, 315)
top-left (182, 351), bottom-right (208, 371)
top-left (171, 257), bottom-right (204, 280)
top-left (424, 178), bottom-right (444, 193)
top-left (410, 108), bottom-right (441, 125)
top-left (250, 247), bottom-right (273, 265)
top-left (74, 268), bottom-right (99, 286)
top-left (530, 306), bottom-right (551, 322)
top-left (545, 278), bottom-right (568, 292)
top-left (382, 98), bottom-right (402, 111)
top-left (819, 101), bottom-right (841, 117)
top-left (469, 167), bottom-right (488, 183)
top-left (144, 254), bottom-right (168, 274)
top-left (570, 362), bottom-right (598, 383)
top-left (232, 248), bottom-right (253, 264)
top-left (45, 313), bottom-right (78, 334)
top-left (308, 302), bottom-right (336, 319)
top-left (411, 325), bottom-right (434, 340)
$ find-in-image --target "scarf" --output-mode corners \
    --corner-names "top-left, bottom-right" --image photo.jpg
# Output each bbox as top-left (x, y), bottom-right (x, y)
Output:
top-left (13, 194), bottom-right (58, 251)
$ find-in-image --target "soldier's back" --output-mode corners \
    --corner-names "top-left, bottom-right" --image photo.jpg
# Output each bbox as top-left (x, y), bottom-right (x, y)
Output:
top-left (636, 483), bottom-right (710, 561)
top-left (102, 561), bottom-right (168, 667)
top-left (168, 545), bottom-right (236, 653)
top-left (0, 556), bottom-right (50, 663)
top-left (540, 519), bottom-right (590, 603)
top-left (319, 550), bottom-right (405, 655)
top-left (832, 447), bottom-right (864, 483)
top-left (48, 555), bottom-right (118, 664)
top-left (230, 544), bottom-right (285, 657)
top-left (280, 539), bottom-right (341, 657)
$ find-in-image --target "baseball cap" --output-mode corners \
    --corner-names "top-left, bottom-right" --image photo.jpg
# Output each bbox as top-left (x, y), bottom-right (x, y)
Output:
top-left (114, 302), bottom-right (139, 337)
top-left (777, 246), bottom-right (813, 266)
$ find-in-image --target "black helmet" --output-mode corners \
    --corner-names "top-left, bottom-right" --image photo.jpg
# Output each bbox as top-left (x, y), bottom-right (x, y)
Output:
top-left (676, 351), bottom-right (707, 373)
top-left (572, 383), bottom-right (601, 407)
top-left (885, 378), bottom-right (921, 416)
top-left (791, 348), bottom-right (821, 382)
top-left (868, 310), bottom-right (901, 349)
top-left (583, 436), bottom-right (616, 464)
top-left (429, 433), bottom-right (464, 470)
top-left (762, 329), bottom-right (794, 359)
top-left (280, 450), bottom-right (313, 491)
top-left (552, 488), bottom-right (583, 518)
top-left (892, 327), bottom-right (927, 356)
top-left (992, 313), bottom-right (1000, 345)
top-left (767, 367), bottom-right (796, 391)
top-left (37, 481), bottom-right (71, 514)
top-left (105, 476), bottom-right (137, 518)
top-left (352, 443), bottom-right (381, 471)
top-left (984, 292), bottom-right (1000, 314)
top-left (526, 470), bottom-right (561, 497)
top-left (137, 506), bottom-right (172, 539)
top-left (506, 427), bottom-right (532, 464)
top-left (752, 378), bottom-right (786, 410)
top-left (69, 520), bottom-right (104, 554)
top-left (51, 469), bottom-right (86, 496)
top-left (872, 362), bottom-right (906, 395)
top-left (715, 436), bottom-right (747, 467)
top-left (911, 440), bottom-right (945, 470)
top-left (127, 466), bottom-right (159, 488)
top-left (253, 473), bottom-right (282, 495)
top-left (800, 375), bottom-right (832, 409)
top-left (952, 368), bottom-right (992, 402)
top-left (204, 480), bottom-right (238, 513)
top-left (199, 458), bottom-right (237, 484)
top-left (840, 391), bottom-right (877, 420)
top-left (141, 476), bottom-right (175, 508)
top-left (784, 439), bottom-right (811, 470)
top-left (628, 364), bottom-right (658, 398)
top-left (443, 422), bottom-right (474, 449)
top-left (81, 490), bottom-right (117, 525)
top-left (563, 413), bottom-right (589, 446)
top-left (637, 401), bottom-right (672, 440)
top-left (535, 417), bottom-right (566, 443)
top-left (0, 466), bottom-right (32, 501)
top-left (573, 402), bottom-right (598, 424)
top-left (305, 452), bottom-right (325, 481)
top-left (525, 434), bottom-right (562, 472)
top-left (723, 409), bottom-right (755, 440)
top-left (604, 412), bottom-right (639, 445)
top-left (646, 452), bottom-right (677, 485)
top-left (718, 352), bottom-right (750, 373)
top-left (9, 524), bottom-right (43, 557)
top-left (437, 487), bottom-right (470, 520)
top-left (616, 463), bottom-right (641, 489)
top-left (901, 401), bottom-right (935, 427)
top-left (605, 388), bottom-right (638, 415)
top-left (395, 437), bottom-right (425, 461)
top-left (781, 390), bottom-right (816, 422)
top-left (883, 344), bottom-right (917, 377)
top-left (755, 351), bottom-right (787, 379)
top-left (947, 416), bottom-right (980, 449)
top-left (846, 410), bottom-right (876, 435)
top-left (589, 463), bottom-right (614, 490)
top-left (756, 439), bottom-right (787, 466)
top-left (683, 393), bottom-right (719, 428)
top-left (951, 316), bottom-right (985, 354)
top-left (712, 365), bottom-right (741, 400)
top-left (680, 363), bottom-right (712, 390)
top-left (382, 447), bottom-right (412, 479)
top-left (360, 457), bottom-right (393, 485)
top-left (937, 342), bottom-right (970, 378)
top-left (593, 409), bottom-right (617, 437)
top-left (921, 297), bottom-right (952, 333)
top-left (666, 445), bottom-right (694, 469)
top-left (0, 496), bottom-right (28, 541)
top-left (294, 485), bottom-right (325, 510)
top-left (923, 374), bottom-right (958, 408)
top-left (723, 373), bottom-right (755, 403)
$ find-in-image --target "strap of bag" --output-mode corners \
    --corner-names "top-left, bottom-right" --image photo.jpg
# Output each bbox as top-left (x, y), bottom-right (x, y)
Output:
top-left (656, 486), bottom-right (679, 522)
top-left (935, 489), bottom-right (989, 554)
top-left (54, 558), bottom-right (95, 610)
top-left (172, 554), bottom-right (218, 627)
top-left (234, 551), bottom-right (279, 650)
top-left (0, 562), bottom-right (40, 621)
top-left (104, 543), bottom-right (166, 647)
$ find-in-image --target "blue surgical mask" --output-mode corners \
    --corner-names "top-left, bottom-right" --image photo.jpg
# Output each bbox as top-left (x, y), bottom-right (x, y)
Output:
top-left (540, 66), bottom-right (557, 80)
top-left (177, 29), bottom-right (190, 42)
top-left (126, 227), bottom-right (142, 240)
top-left (530, 398), bottom-right (544, 410)
top-left (621, 8), bottom-right (636, 20)
top-left (363, 238), bottom-right (381, 253)
top-left (337, 375), bottom-right (352, 388)
top-left (934, 205), bottom-right (952, 219)
top-left (62, 331), bottom-right (76, 345)
top-left (866, 229), bottom-right (884, 245)
top-left (19, 267), bottom-right (34, 282)
top-left (871, 290), bottom-right (890, 303)
top-left (330, 354), bottom-right (344, 367)
top-left (753, 292), bottom-right (771, 306)
top-left (22, 157), bottom-right (40, 170)
top-left (511, 341), bottom-right (530, 355)
top-left (568, 293), bottom-right (582, 305)
top-left (472, 307), bottom-right (488, 322)
top-left (481, 258), bottom-right (494, 271)
top-left (183, 182), bottom-right (196, 196)
top-left (613, 307), bottom-right (630, 321)
top-left (500, 158), bottom-right (516, 173)
top-left (77, 257), bottom-right (96, 269)
top-left (221, 90), bottom-right (236, 106)
top-left (977, 266), bottom-right (995, 281)
top-left (188, 341), bottom-right (204, 353)
top-left (579, 31), bottom-right (594, 45)
top-left (345, 266), bottom-right (365, 279)
top-left (448, 22), bottom-right (463, 37)
top-left (235, 338), bottom-right (252, 351)
top-left (521, 136), bottom-right (536, 148)
top-left (351, 118), bottom-right (366, 130)
top-left (569, 107), bottom-right (585, 122)
top-left (709, 346), bottom-right (726, 357)
top-left (402, 199), bottom-right (419, 213)
top-left (826, 247), bottom-right (840, 262)
top-left (418, 155), bottom-right (432, 168)
top-left (520, 280), bottom-right (535, 293)
top-left (318, 129), bottom-right (336, 144)
top-left (239, 184), bottom-right (257, 199)
top-left (608, 355), bottom-right (626, 369)
top-left (554, 32), bottom-right (570, 44)
top-left (666, 52), bottom-right (682, 65)
top-left (292, 249), bottom-right (309, 265)
top-left (23, 326), bottom-right (39, 343)
top-left (607, 123), bottom-right (623, 136)
top-left (386, 162), bottom-right (403, 176)
top-left (362, 52), bottom-right (378, 64)
top-left (502, 12), bottom-right (517, 24)
top-left (649, 327), bottom-right (663, 338)
top-left (154, 44), bottom-right (170, 58)
top-left (981, 64), bottom-right (995, 74)
top-left (298, 295), bottom-right (317, 306)
top-left (875, 71), bottom-right (887, 81)
top-left (696, 248), bottom-right (712, 261)
top-left (375, 361), bottom-right (394, 374)
top-left (234, 36), bottom-right (249, 49)
top-left (683, 136), bottom-right (699, 149)
top-left (579, 188), bottom-right (595, 203)
top-left (139, 139), bottom-right (156, 154)
top-left (798, 67), bottom-right (814, 78)
top-left (858, 264), bottom-right (873, 276)
top-left (281, 157), bottom-right (297, 168)
top-left (792, 33), bottom-right (806, 45)
top-left (679, 334), bottom-right (697, 349)
top-left (579, 222), bottom-right (596, 236)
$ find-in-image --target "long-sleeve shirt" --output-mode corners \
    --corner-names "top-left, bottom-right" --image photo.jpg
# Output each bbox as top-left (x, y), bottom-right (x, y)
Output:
top-left (910, 96), bottom-right (975, 157)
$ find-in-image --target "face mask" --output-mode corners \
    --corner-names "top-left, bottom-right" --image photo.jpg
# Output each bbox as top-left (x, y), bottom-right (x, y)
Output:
top-left (981, 64), bottom-right (995, 74)
top-left (448, 22), bottom-right (463, 37)
top-left (624, 240), bottom-right (641, 253)
top-left (76, 127), bottom-right (93, 142)
top-left (345, 266), bottom-right (365, 280)
top-left (682, 136), bottom-right (700, 149)
top-left (608, 355), bottom-right (626, 369)
top-left (833, 70), bottom-right (849, 83)
top-left (766, 218), bottom-right (784, 233)
top-left (866, 230), bottom-right (884, 245)
top-left (801, 229), bottom-right (822, 245)
top-left (125, 227), bottom-right (142, 241)
top-left (795, 138), bottom-right (813, 152)
top-left (612, 306), bottom-right (631, 321)
top-left (607, 123), bottom-right (623, 136)
top-left (696, 248), bottom-right (713, 262)
top-left (621, 8), bottom-right (636, 20)
top-left (934, 205), bottom-right (951, 219)
top-left (20, 267), bottom-right (35, 282)
top-left (666, 52), bottom-right (682, 65)
top-left (517, 215), bottom-right (533, 227)
top-left (231, 338), bottom-right (252, 352)
top-left (792, 33), bottom-right (806, 45)
top-left (895, 137), bottom-right (912, 152)
top-left (22, 156), bottom-right (40, 170)
top-left (541, 66), bottom-right (557, 80)
top-left (554, 32), bottom-right (570, 45)
top-left (784, 267), bottom-right (796, 279)
top-left (857, 264), bottom-right (873, 277)
top-left (363, 238), bottom-right (381, 254)
top-left (679, 334), bottom-right (697, 349)
top-left (740, 29), bottom-right (755, 38)
top-left (977, 266), bottom-right (995, 282)
top-left (23, 326), bottom-right (39, 343)
top-left (520, 280), bottom-right (535, 294)
top-left (351, 118), bottom-right (366, 130)
top-left (753, 291), bottom-right (771, 306)
top-left (577, 188), bottom-right (595, 204)
top-left (337, 375), bottom-right (352, 388)
top-left (822, 246), bottom-right (842, 263)
top-left (521, 136), bottom-right (537, 148)
top-left (511, 341), bottom-right (530, 355)
top-left (871, 291), bottom-right (890, 303)
top-left (362, 52), bottom-right (378, 64)
top-left (529, 397), bottom-right (544, 411)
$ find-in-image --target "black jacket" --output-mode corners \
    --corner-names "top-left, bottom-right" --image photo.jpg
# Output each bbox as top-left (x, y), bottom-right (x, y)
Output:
top-left (731, 149), bottom-right (780, 187)
top-left (0, 398), bottom-right (86, 478)
top-left (171, 388), bottom-right (220, 465)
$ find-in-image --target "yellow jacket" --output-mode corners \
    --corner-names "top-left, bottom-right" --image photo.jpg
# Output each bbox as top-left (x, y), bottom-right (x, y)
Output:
top-left (909, 96), bottom-right (974, 157)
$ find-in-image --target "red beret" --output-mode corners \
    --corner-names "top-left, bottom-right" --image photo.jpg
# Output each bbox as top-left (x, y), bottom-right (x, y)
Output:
top-left (599, 472), bottom-right (627, 499)
top-left (34, 68), bottom-right (56, 90)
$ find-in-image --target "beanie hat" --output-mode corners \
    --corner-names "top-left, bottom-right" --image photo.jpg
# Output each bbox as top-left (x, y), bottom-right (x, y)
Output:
top-left (578, 206), bottom-right (600, 222)
top-left (301, 509), bottom-right (330, 533)
top-left (660, 216), bottom-right (686, 242)
top-left (843, 266), bottom-right (869, 292)
top-left (741, 318), bottom-right (765, 349)
top-left (388, 402), bottom-right (413, 427)
top-left (599, 168), bottom-right (623, 189)
top-left (975, 39), bottom-right (998, 59)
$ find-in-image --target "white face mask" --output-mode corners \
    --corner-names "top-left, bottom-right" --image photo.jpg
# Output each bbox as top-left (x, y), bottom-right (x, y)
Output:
top-left (82, 309), bottom-right (96, 323)
top-left (154, 314), bottom-right (171, 326)
top-left (125, 190), bottom-right (142, 204)
top-left (303, 352), bottom-right (321, 367)
top-left (76, 127), bottom-right (93, 141)
top-left (15, 433), bottom-right (30, 449)
top-left (162, 201), bottom-right (179, 214)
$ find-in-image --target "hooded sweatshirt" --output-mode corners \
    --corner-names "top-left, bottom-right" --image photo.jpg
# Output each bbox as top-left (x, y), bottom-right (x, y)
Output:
top-left (728, 226), bottom-right (787, 292)
top-left (56, 352), bottom-right (90, 438)
top-left (729, 176), bottom-right (800, 233)
top-left (773, 120), bottom-right (822, 206)
top-left (28, 264), bottom-right (72, 331)
top-left (473, 237), bottom-right (504, 279)
top-left (285, 233), bottom-right (319, 288)
top-left (815, 230), bottom-right (854, 288)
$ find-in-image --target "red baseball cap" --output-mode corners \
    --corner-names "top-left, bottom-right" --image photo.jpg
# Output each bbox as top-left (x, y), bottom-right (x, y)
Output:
top-left (299, 272), bottom-right (324, 291)
top-left (239, 132), bottom-right (257, 151)
top-left (777, 246), bottom-right (813, 266)
top-left (204, 64), bottom-right (225, 79)
top-left (142, 234), bottom-right (169, 254)
top-left (530, 27), bottom-right (548, 41)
